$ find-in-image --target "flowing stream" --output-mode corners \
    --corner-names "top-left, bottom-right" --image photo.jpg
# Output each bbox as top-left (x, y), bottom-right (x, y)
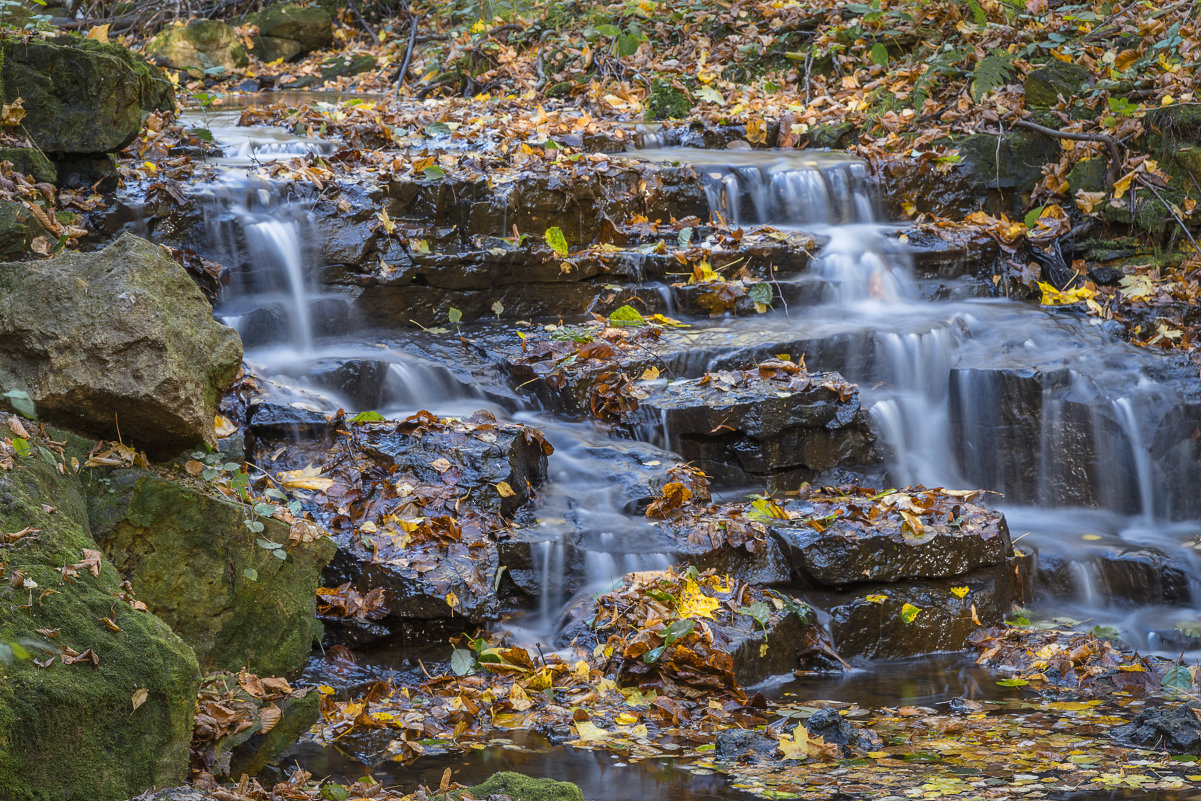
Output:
top-left (160, 105), bottom-right (1201, 797)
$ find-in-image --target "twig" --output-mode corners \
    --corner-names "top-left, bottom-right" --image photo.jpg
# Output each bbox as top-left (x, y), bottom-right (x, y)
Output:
top-left (1136, 174), bottom-right (1200, 253)
top-left (344, 0), bottom-right (379, 45)
top-left (394, 8), bottom-right (419, 97)
top-left (1013, 118), bottom-right (1123, 189)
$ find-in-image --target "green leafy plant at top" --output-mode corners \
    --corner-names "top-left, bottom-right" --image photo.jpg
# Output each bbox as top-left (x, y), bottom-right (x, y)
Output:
top-left (589, 21), bottom-right (650, 58)
top-left (970, 53), bottom-right (1015, 103)
top-left (0, 0), bottom-right (53, 33)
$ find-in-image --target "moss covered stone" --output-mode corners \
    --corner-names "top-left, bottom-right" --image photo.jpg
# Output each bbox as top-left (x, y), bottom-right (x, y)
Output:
top-left (251, 35), bottom-right (303, 64)
top-left (0, 147), bottom-right (55, 184)
top-left (958, 131), bottom-right (1060, 216)
top-left (467, 772), bottom-right (586, 801)
top-left (146, 19), bottom-right (248, 77)
top-left (86, 469), bottom-right (335, 677)
top-left (646, 78), bottom-right (692, 120)
top-left (0, 199), bottom-right (50, 260)
top-left (0, 233), bottom-right (243, 456)
top-left (0, 454), bottom-right (199, 801)
top-left (249, 5), bottom-right (333, 54)
top-left (1024, 62), bottom-right (1090, 108)
top-left (0, 34), bottom-right (174, 155)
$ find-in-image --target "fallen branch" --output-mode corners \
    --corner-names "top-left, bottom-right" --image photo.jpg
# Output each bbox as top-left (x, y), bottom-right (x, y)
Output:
top-left (344, 0), bottom-right (379, 45)
top-left (1013, 118), bottom-right (1123, 190)
top-left (395, 8), bottom-right (419, 96)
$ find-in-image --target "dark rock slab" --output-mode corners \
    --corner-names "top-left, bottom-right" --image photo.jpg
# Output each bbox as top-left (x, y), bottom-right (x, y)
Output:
top-left (1113, 704), bottom-right (1201, 754)
top-left (715, 729), bottom-right (779, 761)
top-left (804, 708), bottom-right (882, 755)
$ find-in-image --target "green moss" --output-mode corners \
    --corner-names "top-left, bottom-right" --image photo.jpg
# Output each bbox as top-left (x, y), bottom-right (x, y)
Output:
top-left (0, 199), bottom-right (50, 260)
top-left (466, 772), bottom-right (586, 801)
top-left (85, 469), bottom-right (335, 677)
top-left (0, 148), bottom-right (55, 184)
top-left (0, 455), bottom-right (199, 801)
top-left (646, 78), bottom-right (691, 121)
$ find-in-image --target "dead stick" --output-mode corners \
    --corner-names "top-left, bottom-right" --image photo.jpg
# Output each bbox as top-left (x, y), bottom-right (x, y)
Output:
top-left (1136, 175), bottom-right (1201, 254)
top-left (344, 0), bottom-right (379, 45)
top-left (395, 8), bottom-right (419, 97)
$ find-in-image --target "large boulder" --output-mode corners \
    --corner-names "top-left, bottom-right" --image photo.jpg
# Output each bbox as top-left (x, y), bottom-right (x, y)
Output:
top-left (249, 5), bottom-right (332, 57)
top-left (0, 436), bottom-right (200, 801)
top-left (86, 468), bottom-right (335, 677)
top-left (146, 19), bottom-right (248, 77)
top-left (0, 233), bottom-right (243, 456)
top-left (0, 34), bottom-right (173, 156)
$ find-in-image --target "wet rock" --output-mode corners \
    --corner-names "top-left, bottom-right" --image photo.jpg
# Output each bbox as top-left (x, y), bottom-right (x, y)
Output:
top-left (146, 19), bottom-right (248, 77)
top-left (249, 5), bottom-right (333, 56)
top-left (1024, 62), bottom-right (1091, 108)
top-left (1113, 704), bottom-right (1201, 754)
top-left (247, 400), bottom-right (335, 440)
top-left (467, 772), bottom-right (586, 801)
top-left (715, 729), bottom-right (779, 761)
top-left (631, 362), bottom-right (876, 487)
top-left (254, 411), bottom-right (550, 637)
top-left (0, 233), bottom-right (242, 456)
top-left (0, 146), bottom-right (56, 183)
top-left (0, 198), bottom-right (51, 259)
top-left (86, 468), bottom-right (335, 676)
top-left (251, 35), bottom-right (303, 64)
top-left (304, 358), bottom-right (390, 410)
top-left (770, 500), bottom-right (1010, 586)
top-left (804, 708), bottom-right (882, 755)
top-left (1, 34), bottom-right (174, 157)
top-left (808, 563), bottom-right (1019, 659)
top-left (0, 444), bottom-right (199, 800)
top-left (1032, 547), bottom-right (1192, 607)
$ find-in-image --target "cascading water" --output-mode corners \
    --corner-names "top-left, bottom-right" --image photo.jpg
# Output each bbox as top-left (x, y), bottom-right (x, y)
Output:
top-left (660, 144), bottom-right (1201, 653)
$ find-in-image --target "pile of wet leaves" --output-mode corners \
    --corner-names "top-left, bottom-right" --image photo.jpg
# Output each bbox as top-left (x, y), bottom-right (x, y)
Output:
top-left (970, 625), bottom-right (1197, 697)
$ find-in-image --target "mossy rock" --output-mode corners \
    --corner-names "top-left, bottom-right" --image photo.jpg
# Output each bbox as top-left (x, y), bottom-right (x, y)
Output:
top-left (1024, 62), bottom-right (1090, 108)
top-left (1067, 157), bottom-right (1106, 196)
top-left (957, 131), bottom-right (1059, 215)
top-left (249, 5), bottom-right (333, 54)
top-left (86, 468), bottom-right (335, 677)
top-left (646, 78), bottom-right (691, 121)
top-left (250, 35), bottom-right (303, 64)
top-left (226, 688), bottom-right (320, 778)
top-left (545, 81), bottom-right (573, 99)
top-left (0, 34), bottom-right (174, 155)
top-left (465, 772), bottom-right (586, 801)
top-left (806, 121), bottom-right (855, 149)
top-left (0, 199), bottom-right (50, 260)
top-left (0, 147), bottom-right (54, 184)
top-left (319, 52), bottom-right (377, 80)
top-left (1149, 104), bottom-right (1201, 150)
top-left (146, 19), bottom-right (248, 78)
top-left (0, 453), bottom-right (199, 801)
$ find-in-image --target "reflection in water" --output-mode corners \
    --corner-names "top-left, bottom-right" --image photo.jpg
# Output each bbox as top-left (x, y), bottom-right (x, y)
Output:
top-left (299, 731), bottom-right (757, 801)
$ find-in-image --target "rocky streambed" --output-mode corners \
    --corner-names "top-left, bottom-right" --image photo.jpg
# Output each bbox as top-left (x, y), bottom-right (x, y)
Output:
top-left (4, 32), bottom-right (1201, 801)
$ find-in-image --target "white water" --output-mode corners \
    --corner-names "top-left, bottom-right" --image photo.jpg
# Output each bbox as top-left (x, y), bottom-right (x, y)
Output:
top-left (172, 113), bottom-right (1201, 657)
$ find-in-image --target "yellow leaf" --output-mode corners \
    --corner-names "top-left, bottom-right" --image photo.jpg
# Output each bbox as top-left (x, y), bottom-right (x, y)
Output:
top-left (616, 712), bottom-right (639, 725)
top-left (277, 466), bottom-right (335, 492)
top-left (574, 720), bottom-right (610, 741)
top-left (1075, 190), bottom-right (1107, 215)
top-left (376, 207), bottom-right (396, 234)
top-left (495, 481), bottom-right (516, 498)
top-left (1114, 49), bottom-right (1139, 72)
top-left (508, 683), bottom-right (533, 711)
top-left (572, 660), bottom-right (590, 683)
top-left (86, 24), bottom-right (110, 43)
top-left (865, 594), bottom-right (887, 604)
top-left (900, 603), bottom-right (922, 624)
top-left (445, 590), bottom-right (459, 610)
top-left (677, 577), bottom-right (720, 620)
top-left (1113, 171), bottom-right (1137, 200)
top-left (1118, 663), bottom-right (1147, 672)
top-left (951, 586), bottom-right (970, 598)
top-left (214, 414), bottom-right (237, 438)
top-left (0, 99), bottom-right (24, 127)
top-left (131, 688), bottom-right (148, 711)
top-left (1038, 281), bottom-right (1097, 306)
top-left (1082, 533), bottom-right (1102, 541)
top-left (640, 366), bottom-right (660, 381)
